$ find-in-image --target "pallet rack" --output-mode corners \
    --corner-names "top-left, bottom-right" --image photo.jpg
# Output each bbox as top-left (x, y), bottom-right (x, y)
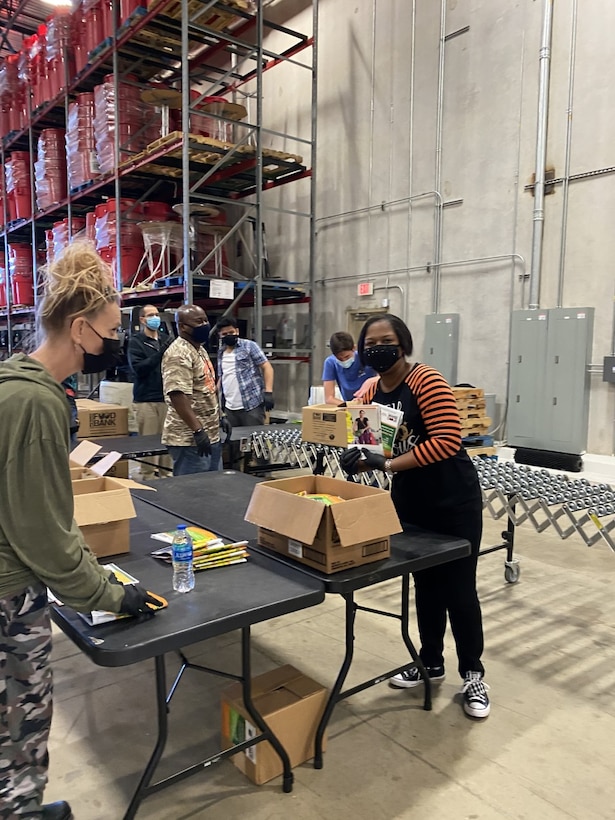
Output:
top-left (0, 0), bottom-right (317, 382)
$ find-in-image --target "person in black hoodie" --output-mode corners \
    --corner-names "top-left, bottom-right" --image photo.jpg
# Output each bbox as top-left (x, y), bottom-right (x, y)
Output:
top-left (127, 304), bottom-right (173, 477)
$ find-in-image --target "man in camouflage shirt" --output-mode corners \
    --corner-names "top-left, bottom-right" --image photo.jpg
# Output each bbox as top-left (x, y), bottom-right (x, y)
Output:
top-left (161, 304), bottom-right (231, 475)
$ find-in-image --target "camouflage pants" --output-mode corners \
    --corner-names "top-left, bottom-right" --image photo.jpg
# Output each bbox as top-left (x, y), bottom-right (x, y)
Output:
top-left (0, 584), bottom-right (52, 819)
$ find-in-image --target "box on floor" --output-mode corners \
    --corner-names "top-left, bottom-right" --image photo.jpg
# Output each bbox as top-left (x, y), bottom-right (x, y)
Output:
top-left (220, 665), bottom-right (328, 785)
top-left (245, 474), bottom-right (401, 573)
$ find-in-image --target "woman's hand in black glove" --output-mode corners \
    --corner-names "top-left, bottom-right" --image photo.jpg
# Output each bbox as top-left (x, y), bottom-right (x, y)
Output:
top-left (120, 584), bottom-right (161, 616)
top-left (340, 448), bottom-right (364, 475)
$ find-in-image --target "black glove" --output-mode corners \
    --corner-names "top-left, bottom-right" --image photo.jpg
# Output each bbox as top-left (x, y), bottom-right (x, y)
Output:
top-left (193, 427), bottom-right (212, 457)
top-left (340, 448), bottom-right (363, 475)
top-left (264, 392), bottom-right (275, 412)
top-left (120, 584), bottom-right (160, 616)
top-left (107, 571), bottom-right (122, 586)
top-left (220, 415), bottom-right (232, 438)
top-left (358, 447), bottom-right (387, 471)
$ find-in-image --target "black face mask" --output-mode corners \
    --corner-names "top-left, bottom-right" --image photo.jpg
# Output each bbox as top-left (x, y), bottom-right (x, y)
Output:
top-left (363, 344), bottom-right (401, 374)
top-left (81, 323), bottom-right (123, 374)
top-left (221, 333), bottom-right (239, 347)
top-left (189, 323), bottom-right (210, 346)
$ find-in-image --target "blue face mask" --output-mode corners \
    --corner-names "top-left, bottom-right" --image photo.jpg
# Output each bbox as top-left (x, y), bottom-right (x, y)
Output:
top-left (338, 355), bottom-right (354, 370)
top-left (145, 316), bottom-right (161, 331)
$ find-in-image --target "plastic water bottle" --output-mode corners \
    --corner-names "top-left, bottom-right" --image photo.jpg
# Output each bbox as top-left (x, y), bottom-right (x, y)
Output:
top-left (172, 524), bottom-right (195, 593)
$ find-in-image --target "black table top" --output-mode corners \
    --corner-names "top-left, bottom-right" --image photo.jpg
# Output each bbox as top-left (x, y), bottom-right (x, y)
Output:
top-left (251, 529), bottom-right (470, 594)
top-left (51, 499), bottom-right (324, 668)
top-left (133, 471), bottom-right (262, 544)
top-left (132, 473), bottom-right (471, 595)
top-left (89, 434), bottom-right (168, 459)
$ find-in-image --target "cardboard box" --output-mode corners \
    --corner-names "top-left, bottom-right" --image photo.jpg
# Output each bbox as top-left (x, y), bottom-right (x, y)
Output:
top-left (301, 403), bottom-right (383, 448)
top-left (220, 665), bottom-right (328, 785)
top-left (76, 399), bottom-right (129, 439)
top-left (245, 475), bottom-right (401, 573)
top-left (72, 475), bottom-right (143, 558)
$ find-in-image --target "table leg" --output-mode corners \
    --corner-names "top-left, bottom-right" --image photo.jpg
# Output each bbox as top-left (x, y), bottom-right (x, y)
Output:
top-left (400, 574), bottom-right (431, 711)
top-left (314, 592), bottom-right (355, 769)
top-left (123, 655), bottom-right (168, 820)
top-left (239, 626), bottom-right (294, 793)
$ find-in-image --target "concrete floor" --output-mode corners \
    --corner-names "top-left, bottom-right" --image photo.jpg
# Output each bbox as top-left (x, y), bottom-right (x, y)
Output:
top-left (45, 512), bottom-right (615, 820)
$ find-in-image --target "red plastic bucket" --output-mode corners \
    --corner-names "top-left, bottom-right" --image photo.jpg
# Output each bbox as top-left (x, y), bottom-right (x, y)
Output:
top-left (12, 273), bottom-right (34, 306)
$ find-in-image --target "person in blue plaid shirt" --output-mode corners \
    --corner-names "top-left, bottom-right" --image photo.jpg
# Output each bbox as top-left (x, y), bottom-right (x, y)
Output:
top-left (215, 316), bottom-right (274, 431)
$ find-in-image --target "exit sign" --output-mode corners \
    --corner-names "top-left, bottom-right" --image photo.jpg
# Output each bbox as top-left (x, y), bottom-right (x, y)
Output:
top-left (357, 282), bottom-right (374, 296)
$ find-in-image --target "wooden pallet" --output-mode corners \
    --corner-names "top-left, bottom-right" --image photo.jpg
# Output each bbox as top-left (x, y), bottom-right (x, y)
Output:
top-left (455, 397), bottom-right (486, 412)
top-left (465, 446), bottom-right (497, 458)
top-left (452, 387), bottom-right (485, 400)
top-left (457, 405), bottom-right (487, 420)
top-left (460, 417), bottom-right (491, 435)
top-left (128, 132), bottom-right (304, 182)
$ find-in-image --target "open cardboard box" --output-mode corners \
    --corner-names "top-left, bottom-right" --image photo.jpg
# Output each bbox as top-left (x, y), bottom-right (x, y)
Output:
top-left (245, 475), bottom-right (401, 573)
top-left (70, 440), bottom-right (153, 558)
top-left (220, 665), bottom-right (328, 785)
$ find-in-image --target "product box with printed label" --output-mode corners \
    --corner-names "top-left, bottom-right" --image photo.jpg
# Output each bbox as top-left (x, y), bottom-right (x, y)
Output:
top-left (302, 403), bottom-right (383, 448)
top-left (245, 475), bottom-right (401, 573)
top-left (220, 665), bottom-right (328, 785)
top-left (76, 399), bottom-right (128, 439)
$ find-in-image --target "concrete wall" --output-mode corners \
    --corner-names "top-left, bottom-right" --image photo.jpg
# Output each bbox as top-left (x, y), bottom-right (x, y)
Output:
top-left (258, 0), bottom-right (615, 453)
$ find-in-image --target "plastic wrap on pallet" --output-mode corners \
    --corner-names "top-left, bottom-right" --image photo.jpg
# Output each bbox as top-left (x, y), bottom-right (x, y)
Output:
top-left (93, 79), bottom-right (161, 173)
top-left (0, 56), bottom-right (24, 136)
top-left (66, 95), bottom-right (100, 188)
top-left (46, 10), bottom-right (73, 100)
top-left (35, 129), bottom-right (67, 210)
top-left (5, 152), bottom-right (32, 221)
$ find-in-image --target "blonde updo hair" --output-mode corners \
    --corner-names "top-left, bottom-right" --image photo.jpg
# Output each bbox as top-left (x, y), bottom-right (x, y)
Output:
top-left (38, 241), bottom-right (119, 336)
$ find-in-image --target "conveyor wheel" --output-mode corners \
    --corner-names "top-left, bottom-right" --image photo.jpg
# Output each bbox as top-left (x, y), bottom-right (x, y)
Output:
top-left (504, 560), bottom-right (520, 584)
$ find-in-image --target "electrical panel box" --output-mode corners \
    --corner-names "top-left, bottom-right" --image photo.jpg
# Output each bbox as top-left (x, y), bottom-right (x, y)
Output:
top-left (423, 313), bottom-right (459, 385)
top-left (507, 310), bottom-right (549, 448)
top-left (543, 307), bottom-right (594, 454)
top-left (602, 356), bottom-right (615, 383)
top-left (507, 307), bottom-right (594, 454)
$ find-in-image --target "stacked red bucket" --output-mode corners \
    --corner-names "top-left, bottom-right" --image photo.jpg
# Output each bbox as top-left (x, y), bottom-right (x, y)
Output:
top-left (30, 26), bottom-right (49, 111)
top-left (66, 93), bottom-right (100, 189)
top-left (5, 152), bottom-right (32, 222)
top-left (94, 76), bottom-right (152, 172)
top-left (46, 10), bottom-right (74, 101)
top-left (0, 251), bottom-right (7, 309)
top-left (8, 245), bottom-right (34, 307)
top-left (35, 129), bottom-right (67, 210)
top-left (0, 56), bottom-right (24, 137)
top-left (51, 217), bottom-right (86, 259)
top-left (94, 199), bottom-right (145, 288)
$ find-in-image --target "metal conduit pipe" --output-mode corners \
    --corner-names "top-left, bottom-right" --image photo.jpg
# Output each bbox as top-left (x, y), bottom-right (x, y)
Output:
top-left (528, 0), bottom-right (554, 310)
top-left (432, 0), bottom-right (447, 314)
top-left (315, 191), bottom-right (443, 225)
top-left (557, 0), bottom-right (578, 308)
top-left (373, 283), bottom-right (407, 323)
top-left (314, 253), bottom-right (526, 286)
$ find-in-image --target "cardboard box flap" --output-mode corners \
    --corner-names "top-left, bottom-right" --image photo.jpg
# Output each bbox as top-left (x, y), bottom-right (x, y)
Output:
top-left (330, 492), bottom-right (402, 546)
top-left (73, 490), bottom-right (136, 526)
top-left (245, 483), bottom-right (325, 544)
top-left (72, 478), bottom-right (137, 526)
top-left (111, 478), bottom-right (157, 492)
top-left (70, 440), bottom-right (102, 467)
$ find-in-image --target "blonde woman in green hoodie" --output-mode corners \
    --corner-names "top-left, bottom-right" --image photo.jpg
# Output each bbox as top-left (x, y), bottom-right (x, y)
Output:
top-left (0, 242), bottom-right (158, 820)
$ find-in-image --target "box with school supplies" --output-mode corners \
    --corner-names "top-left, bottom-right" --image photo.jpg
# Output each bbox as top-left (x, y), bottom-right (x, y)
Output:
top-left (245, 475), bottom-right (400, 573)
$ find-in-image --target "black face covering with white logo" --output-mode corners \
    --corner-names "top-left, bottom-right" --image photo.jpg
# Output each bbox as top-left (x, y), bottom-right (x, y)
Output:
top-left (363, 344), bottom-right (400, 374)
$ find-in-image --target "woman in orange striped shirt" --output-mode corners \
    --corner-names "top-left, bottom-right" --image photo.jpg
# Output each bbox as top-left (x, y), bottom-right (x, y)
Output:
top-left (341, 314), bottom-right (490, 719)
